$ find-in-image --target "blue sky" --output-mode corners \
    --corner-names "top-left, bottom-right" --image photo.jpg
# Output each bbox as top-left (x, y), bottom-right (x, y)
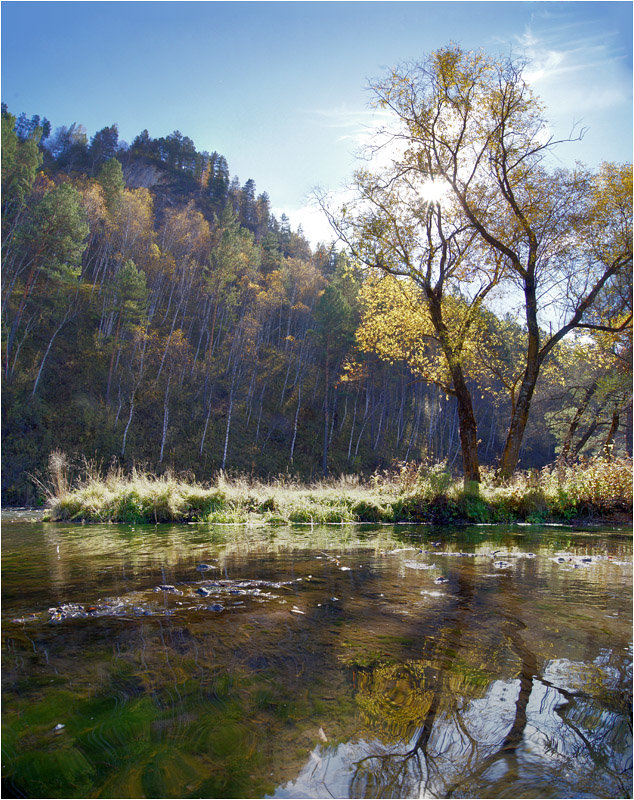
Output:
top-left (2, 1), bottom-right (632, 244)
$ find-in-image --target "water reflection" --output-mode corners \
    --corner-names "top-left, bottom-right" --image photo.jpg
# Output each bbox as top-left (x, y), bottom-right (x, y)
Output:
top-left (2, 522), bottom-right (632, 798)
top-left (279, 656), bottom-right (632, 799)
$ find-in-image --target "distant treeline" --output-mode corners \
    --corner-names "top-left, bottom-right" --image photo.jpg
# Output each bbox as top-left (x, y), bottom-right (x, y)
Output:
top-left (2, 107), bottom-right (631, 504)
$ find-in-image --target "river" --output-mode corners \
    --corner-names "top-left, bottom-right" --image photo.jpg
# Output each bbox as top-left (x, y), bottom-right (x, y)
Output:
top-left (2, 515), bottom-right (632, 798)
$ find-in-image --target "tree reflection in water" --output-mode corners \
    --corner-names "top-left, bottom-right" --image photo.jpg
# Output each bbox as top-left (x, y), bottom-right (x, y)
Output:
top-left (318, 657), bottom-right (630, 798)
top-left (283, 569), bottom-right (632, 800)
top-left (345, 618), bottom-right (631, 798)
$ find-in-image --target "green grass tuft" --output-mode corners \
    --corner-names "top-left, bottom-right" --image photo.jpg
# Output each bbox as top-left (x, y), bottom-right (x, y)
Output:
top-left (45, 456), bottom-right (632, 526)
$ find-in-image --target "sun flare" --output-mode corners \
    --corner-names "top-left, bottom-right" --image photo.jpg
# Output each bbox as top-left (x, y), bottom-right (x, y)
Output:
top-left (420, 178), bottom-right (449, 205)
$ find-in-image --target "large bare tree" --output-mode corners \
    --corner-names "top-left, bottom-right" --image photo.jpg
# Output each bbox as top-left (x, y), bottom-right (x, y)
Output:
top-left (326, 45), bottom-right (632, 479)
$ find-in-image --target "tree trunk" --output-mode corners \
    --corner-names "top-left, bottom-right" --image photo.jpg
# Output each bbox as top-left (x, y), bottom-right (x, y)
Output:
top-left (497, 373), bottom-right (537, 480)
top-left (347, 385), bottom-right (360, 462)
top-left (405, 384), bottom-right (422, 463)
top-left (451, 370), bottom-right (480, 487)
top-left (603, 409), bottom-right (620, 458)
top-left (572, 419), bottom-right (601, 457)
top-left (373, 394), bottom-right (385, 450)
top-left (427, 291), bottom-right (480, 488)
top-left (396, 371), bottom-right (406, 447)
top-left (560, 381), bottom-right (599, 462)
top-left (31, 307), bottom-right (73, 398)
top-left (290, 382), bottom-right (302, 463)
top-left (255, 384), bottom-right (266, 444)
top-left (625, 402), bottom-right (633, 457)
top-left (497, 278), bottom-right (540, 480)
top-left (121, 398), bottom-right (135, 457)
top-left (199, 387), bottom-right (214, 457)
top-left (222, 362), bottom-right (239, 471)
top-left (121, 329), bottom-right (148, 458)
top-left (159, 375), bottom-right (171, 463)
top-left (105, 310), bottom-right (122, 406)
top-left (322, 344), bottom-right (330, 477)
top-left (5, 263), bottom-right (40, 378)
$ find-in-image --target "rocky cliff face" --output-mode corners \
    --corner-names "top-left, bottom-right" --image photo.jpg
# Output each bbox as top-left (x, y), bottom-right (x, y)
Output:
top-left (122, 156), bottom-right (203, 216)
top-left (123, 159), bottom-right (167, 189)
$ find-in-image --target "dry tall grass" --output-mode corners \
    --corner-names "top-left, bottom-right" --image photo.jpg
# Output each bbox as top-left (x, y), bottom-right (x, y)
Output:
top-left (44, 454), bottom-right (632, 525)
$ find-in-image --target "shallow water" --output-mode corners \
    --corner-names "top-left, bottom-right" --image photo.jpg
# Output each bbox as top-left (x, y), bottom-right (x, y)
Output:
top-left (2, 518), bottom-right (632, 798)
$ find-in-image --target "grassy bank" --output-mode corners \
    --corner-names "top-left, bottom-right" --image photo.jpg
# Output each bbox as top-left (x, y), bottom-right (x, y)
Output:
top-left (40, 455), bottom-right (633, 526)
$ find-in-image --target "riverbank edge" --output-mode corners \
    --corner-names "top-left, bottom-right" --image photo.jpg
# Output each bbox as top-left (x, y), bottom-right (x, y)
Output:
top-left (38, 460), bottom-right (633, 527)
top-left (43, 512), bottom-right (634, 527)
top-left (38, 509), bottom-right (634, 528)
top-left (3, 508), bottom-right (631, 530)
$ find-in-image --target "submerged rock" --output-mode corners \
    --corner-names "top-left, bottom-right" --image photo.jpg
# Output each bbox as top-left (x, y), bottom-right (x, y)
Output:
top-left (155, 584), bottom-right (182, 594)
top-left (11, 613), bottom-right (40, 624)
top-left (48, 601), bottom-right (140, 623)
top-left (23, 574), bottom-right (306, 626)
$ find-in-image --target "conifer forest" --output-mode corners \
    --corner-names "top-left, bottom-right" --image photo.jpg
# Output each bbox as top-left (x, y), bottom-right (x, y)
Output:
top-left (2, 60), bottom-right (632, 506)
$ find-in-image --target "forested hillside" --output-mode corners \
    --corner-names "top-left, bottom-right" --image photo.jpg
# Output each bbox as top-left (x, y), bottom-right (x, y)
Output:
top-left (2, 106), bottom-right (631, 504)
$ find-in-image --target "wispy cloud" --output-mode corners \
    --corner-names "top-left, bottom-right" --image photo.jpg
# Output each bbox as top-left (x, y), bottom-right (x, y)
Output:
top-left (494, 10), bottom-right (632, 164)
top-left (513, 16), bottom-right (631, 115)
top-left (307, 104), bottom-right (395, 148)
top-left (308, 104), bottom-right (387, 128)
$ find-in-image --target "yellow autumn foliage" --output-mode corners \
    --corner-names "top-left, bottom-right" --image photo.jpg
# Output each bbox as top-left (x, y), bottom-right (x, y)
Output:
top-left (356, 274), bottom-right (526, 405)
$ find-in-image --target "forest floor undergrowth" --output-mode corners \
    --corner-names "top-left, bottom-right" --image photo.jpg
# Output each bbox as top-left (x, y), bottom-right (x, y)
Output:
top-left (40, 454), bottom-right (633, 527)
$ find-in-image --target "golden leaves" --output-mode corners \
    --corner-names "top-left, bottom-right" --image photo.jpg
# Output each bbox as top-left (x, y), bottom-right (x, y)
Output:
top-left (357, 275), bottom-right (449, 388)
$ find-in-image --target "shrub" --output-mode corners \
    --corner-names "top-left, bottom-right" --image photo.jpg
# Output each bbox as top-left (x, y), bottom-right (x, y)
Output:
top-left (48, 450), bottom-right (70, 500)
top-left (515, 487), bottom-right (548, 520)
top-left (115, 489), bottom-right (146, 524)
top-left (52, 495), bottom-right (84, 521)
top-left (287, 500), bottom-right (356, 524)
top-left (456, 493), bottom-right (491, 524)
top-left (414, 462), bottom-right (455, 501)
top-left (143, 484), bottom-right (179, 523)
top-left (205, 505), bottom-right (248, 524)
top-left (182, 488), bottom-right (226, 520)
top-left (389, 497), bottom-right (414, 522)
top-left (541, 457), bottom-right (632, 517)
top-left (351, 499), bottom-right (393, 522)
